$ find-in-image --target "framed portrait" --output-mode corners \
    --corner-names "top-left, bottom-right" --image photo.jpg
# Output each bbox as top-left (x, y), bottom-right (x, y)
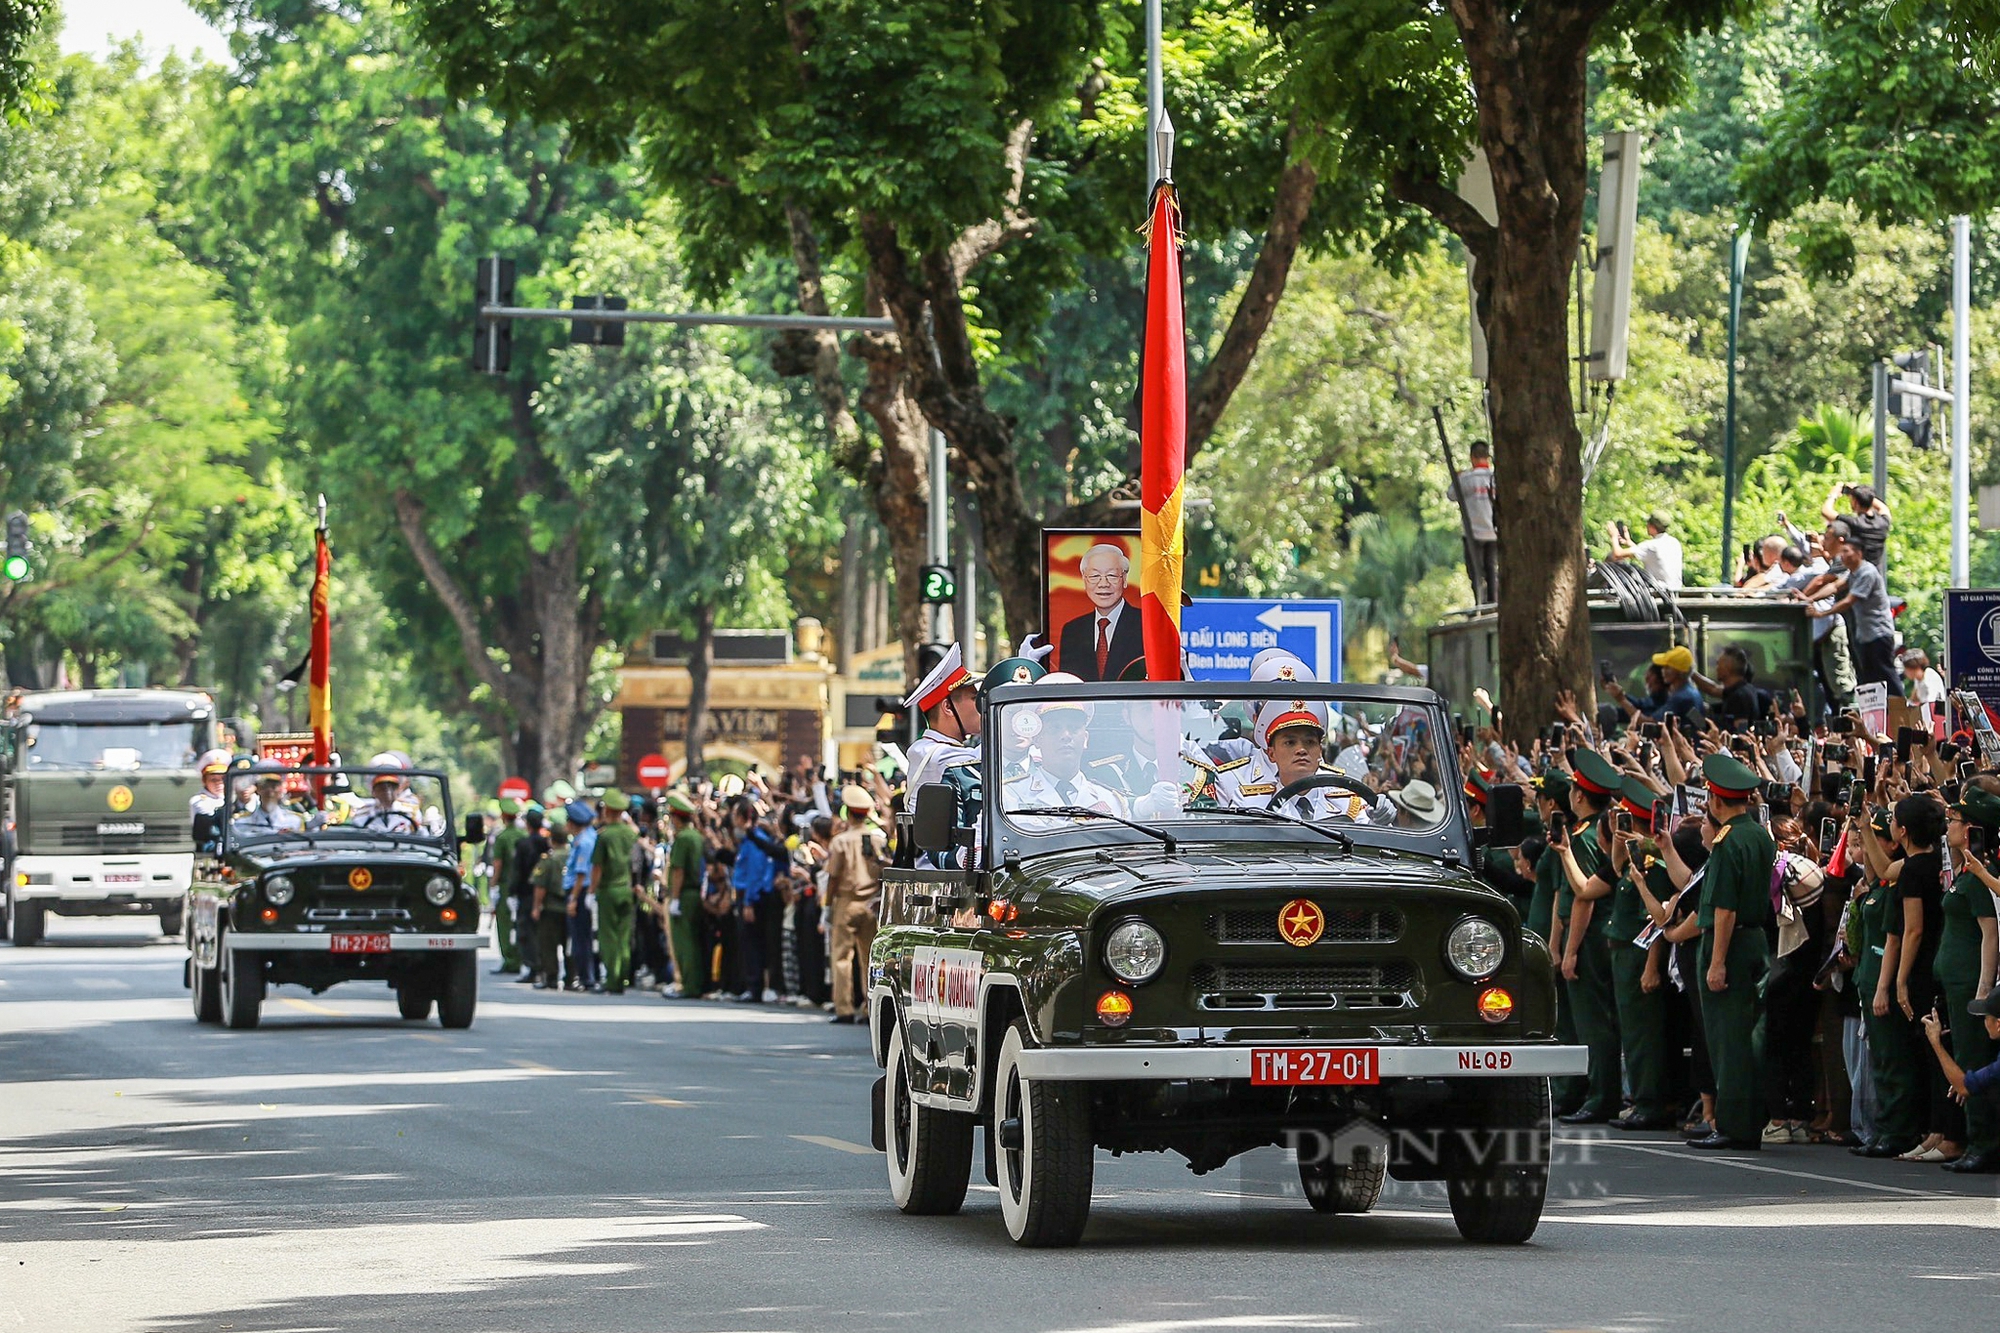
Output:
top-left (1041, 527), bottom-right (1143, 682)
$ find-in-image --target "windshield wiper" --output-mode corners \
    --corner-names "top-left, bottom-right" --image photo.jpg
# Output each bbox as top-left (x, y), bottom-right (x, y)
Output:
top-left (1178, 803), bottom-right (1355, 852)
top-left (1012, 806), bottom-right (1178, 854)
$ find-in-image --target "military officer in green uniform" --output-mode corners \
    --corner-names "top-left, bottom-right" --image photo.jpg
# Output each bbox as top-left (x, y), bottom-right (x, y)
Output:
top-left (1553, 750), bottom-right (1625, 1124)
top-left (1689, 753), bottom-right (1775, 1150)
top-left (1850, 807), bottom-right (1921, 1157)
top-left (530, 818), bottom-right (570, 989)
top-left (1937, 787), bottom-right (2000, 1172)
top-left (1528, 772), bottom-right (1586, 1116)
top-left (591, 789), bottom-right (641, 995)
top-left (488, 799), bottom-right (525, 975)
top-left (1605, 774), bottom-right (1676, 1129)
top-left (662, 791), bottom-right (708, 998)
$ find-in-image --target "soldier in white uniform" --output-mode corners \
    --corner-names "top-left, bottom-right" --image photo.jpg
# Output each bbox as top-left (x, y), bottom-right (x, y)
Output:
top-left (901, 643), bottom-right (981, 794)
top-left (235, 761), bottom-right (304, 834)
top-left (189, 749), bottom-right (230, 821)
top-left (346, 753), bottom-right (437, 833)
top-left (1204, 652), bottom-right (1377, 825)
top-left (1001, 679), bottom-right (1128, 831)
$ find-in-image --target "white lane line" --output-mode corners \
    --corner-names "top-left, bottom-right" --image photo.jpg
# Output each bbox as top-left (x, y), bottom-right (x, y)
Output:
top-left (1570, 1138), bottom-right (1956, 1198)
top-left (790, 1134), bottom-right (876, 1156)
top-left (1047, 1319), bottom-right (1361, 1333)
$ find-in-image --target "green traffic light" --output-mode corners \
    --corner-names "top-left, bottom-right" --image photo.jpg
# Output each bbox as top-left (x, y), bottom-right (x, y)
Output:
top-left (2, 554), bottom-right (27, 581)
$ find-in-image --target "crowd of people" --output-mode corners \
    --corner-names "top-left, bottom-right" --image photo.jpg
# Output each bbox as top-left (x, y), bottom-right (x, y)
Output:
top-left (473, 758), bottom-right (892, 1023)
top-left (1458, 644), bottom-right (1999, 1168)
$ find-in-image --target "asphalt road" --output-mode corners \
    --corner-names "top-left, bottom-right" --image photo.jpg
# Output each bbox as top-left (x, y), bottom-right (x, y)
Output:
top-left (3, 916), bottom-right (1996, 1333)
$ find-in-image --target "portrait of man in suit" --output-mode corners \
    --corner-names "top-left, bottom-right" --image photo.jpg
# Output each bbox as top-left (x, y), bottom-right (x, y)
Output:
top-left (1057, 542), bottom-right (1144, 681)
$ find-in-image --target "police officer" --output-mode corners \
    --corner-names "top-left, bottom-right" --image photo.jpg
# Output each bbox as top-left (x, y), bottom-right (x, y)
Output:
top-left (1689, 752), bottom-right (1776, 1150)
top-left (823, 784), bottom-right (887, 1023)
top-left (488, 798), bottom-right (525, 976)
top-left (1605, 774), bottom-right (1676, 1129)
top-left (562, 799), bottom-right (599, 991)
top-left (1552, 749), bottom-right (1624, 1124)
top-left (591, 790), bottom-right (639, 995)
top-left (529, 816), bottom-right (570, 990)
top-left (660, 791), bottom-right (707, 999)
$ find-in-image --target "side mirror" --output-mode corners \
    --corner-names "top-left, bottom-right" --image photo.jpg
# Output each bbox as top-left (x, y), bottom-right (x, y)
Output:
top-left (1485, 783), bottom-right (1526, 849)
top-left (462, 813), bottom-right (486, 845)
top-left (910, 783), bottom-right (957, 854)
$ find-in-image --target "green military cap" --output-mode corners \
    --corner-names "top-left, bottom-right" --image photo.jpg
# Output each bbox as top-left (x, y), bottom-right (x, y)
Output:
top-left (1462, 767), bottom-right (1492, 806)
top-left (1701, 752), bottom-right (1760, 800)
top-left (544, 780), bottom-right (576, 804)
top-left (524, 799), bottom-right (543, 815)
top-left (665, 790), bottom-right (696, 816)
top-left (1619, 775), bottom-right (1662, 824)
top-left (1572, 750), bottom-right (1623, 798)
top-left (982, 656), bottom-right (1047, 692)
top-left (1532, 770), bottom-right (1571, 804)
top-left (600, 788), bottom-right (629, 812)
top-left (497, 797), bottom-right (520, 816)
top-left (1952, 784), bottom-right (2000, 831)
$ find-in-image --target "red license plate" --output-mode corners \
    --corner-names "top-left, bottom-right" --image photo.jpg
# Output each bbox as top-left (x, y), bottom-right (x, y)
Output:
top-left (1250, 1047), bottom-right (1379, 1086)
top-left (330, 933), bottom-right (391, 954)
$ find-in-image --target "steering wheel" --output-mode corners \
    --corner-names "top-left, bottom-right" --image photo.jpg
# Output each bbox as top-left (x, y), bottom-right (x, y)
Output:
top-left (359, 809), bottom-right (419, 832)
top-left (1274, 772), bottom-right (1377, 804)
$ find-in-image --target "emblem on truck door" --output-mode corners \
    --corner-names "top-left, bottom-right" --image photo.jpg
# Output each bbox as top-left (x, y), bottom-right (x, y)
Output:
top-left (107, 785), bottom-right (133, 812)
top-left (1278, 898), bottom-right (1324, 947)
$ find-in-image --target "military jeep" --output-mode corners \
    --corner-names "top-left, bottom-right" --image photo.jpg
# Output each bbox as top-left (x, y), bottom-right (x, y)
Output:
top-left (185, 762), bottom-right (485, 1030)
top-left (867, 680), bottom-right (1585, 1246)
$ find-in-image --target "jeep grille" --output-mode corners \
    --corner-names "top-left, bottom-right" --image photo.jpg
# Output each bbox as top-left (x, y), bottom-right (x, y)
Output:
top-left (1189, 959), bottom-right (1418, 1011)
top-left (1205, 907), bottom-right (1403, 945)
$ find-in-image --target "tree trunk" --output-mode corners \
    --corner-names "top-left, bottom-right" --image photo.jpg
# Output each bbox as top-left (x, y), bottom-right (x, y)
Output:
top-left (684, 602), bottom-right (715, 777)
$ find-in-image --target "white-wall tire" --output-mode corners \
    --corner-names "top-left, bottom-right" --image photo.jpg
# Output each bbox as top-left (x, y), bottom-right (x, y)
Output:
top-left (884, 1020), bottom-right (974, 1214)
top-left (994, 1021), bottom-right (1093, 1246)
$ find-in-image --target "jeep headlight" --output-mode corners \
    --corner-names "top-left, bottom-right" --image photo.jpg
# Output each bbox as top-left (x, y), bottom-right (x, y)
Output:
top-left (1445, 917), bottom-right (1505, 981)
top-left (263, 874), bottom-right (294, 906)
top-left (424, 874), bottom-right (455, 906)
top-left (1103, 919), bottom-right (1166, 984)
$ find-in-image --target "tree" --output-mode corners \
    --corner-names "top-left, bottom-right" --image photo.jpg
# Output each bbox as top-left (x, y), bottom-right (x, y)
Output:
top-left (0, 0), bottom-right (50, 120)
top-left (1258, 0), bottom-right (1750, 735)
top-left (403, 0), bottom-right (1328, 647)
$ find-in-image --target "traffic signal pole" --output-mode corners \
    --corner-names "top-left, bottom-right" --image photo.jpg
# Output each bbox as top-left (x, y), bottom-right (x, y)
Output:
top-left (1952, 215), bottom-right (1971, 587)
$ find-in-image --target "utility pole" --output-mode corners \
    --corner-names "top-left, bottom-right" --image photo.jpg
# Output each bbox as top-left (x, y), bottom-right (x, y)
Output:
top-left (1720, 227), bottom-right (1748, 583)
top-left (1952, 214), bottom-right (1971, 587)
top-left (928, 426), bottom-right (950, 645)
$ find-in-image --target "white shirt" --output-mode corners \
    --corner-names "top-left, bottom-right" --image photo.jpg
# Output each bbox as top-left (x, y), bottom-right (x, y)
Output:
top-left (237, 801), bottom-right (303, 834)
top-left (1450, 466), bottom-right (1497, 541)
top-left (1631, 533), bottom-right (1683, 587)
top-left (1208, 751), bottom-right (1375, 824)
top-left (904, 728), bottom-right (978, 793)
top-left (1001, 766), bottom-right (1127, 831)
top-left (1088, 599), bottom-right (1126, 649)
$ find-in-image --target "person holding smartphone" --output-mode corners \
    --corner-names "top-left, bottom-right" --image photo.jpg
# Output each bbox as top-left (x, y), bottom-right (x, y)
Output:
top-left (1551, 750), bottom-right (1628, 1124)
top-left (1605, 775), bottom-right (1678, 1129)
top-left (1885, 795), bottom-right (1959, 1162)
top-left (1529, 773), bottom-right (1589, 1118)
top-left (1937, 788), bottom-right (2000, 1172)
top-left (1688, 753), bottom-right (1778, 1150)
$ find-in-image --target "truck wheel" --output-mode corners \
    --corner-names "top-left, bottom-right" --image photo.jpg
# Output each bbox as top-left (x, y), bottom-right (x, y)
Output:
top-left (191, 949), bottom-right (222, 1023)
top-left (397, 987), bottom-right (434, 1021)
top-left (1445, 1076), bottom-right (1551, 1244)
top-left (8, 891), bottom-right (44, 947)
top-left (220, 932), bottom-right (263, 1030)
top-left (1300, 1152), bottom-right (1386, 1214)
top-left (437, 954), bottom-right (477, 1029)
top-left (159, 903), bottom-right (185, 938)
top-left (994, 1020), bottom-right (1093, 1247)
top-left (883, 1020), bottom-right (974, 1215)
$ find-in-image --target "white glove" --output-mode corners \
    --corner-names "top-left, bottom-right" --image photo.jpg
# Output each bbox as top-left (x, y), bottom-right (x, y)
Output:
top-left (1016, 633), bottom-right (1054, 664)
top-left (1133, 780), bottom-right (1184, 822)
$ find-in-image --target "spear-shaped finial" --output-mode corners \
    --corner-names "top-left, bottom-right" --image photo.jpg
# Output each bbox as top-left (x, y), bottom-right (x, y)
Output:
top-left (316, 493), bottom-right (327, 533)
top-left (1155, 108), bottom-right (1175, 184)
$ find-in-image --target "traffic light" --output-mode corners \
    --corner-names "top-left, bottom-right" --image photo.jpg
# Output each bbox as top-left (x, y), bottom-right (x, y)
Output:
top-left (4, 511), bottom-right (29, 582)
top-left (473, 257), bottom-right (515, 373)
top-left (920, 564), bottom-right (957, 605)
top-left (1893, 349), bottom-right (1933, 449)
top-left (570, 295), bottom-right (627, 346)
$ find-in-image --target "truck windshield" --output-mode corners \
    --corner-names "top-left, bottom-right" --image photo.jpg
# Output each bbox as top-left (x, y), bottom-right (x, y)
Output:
top-left (21, 721), bottom-right (202, 770)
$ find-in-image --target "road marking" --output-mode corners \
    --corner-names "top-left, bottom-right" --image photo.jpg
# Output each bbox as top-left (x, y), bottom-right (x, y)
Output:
top-left (790, 1134), bottom-right (876, 1156)
top-left (281, 997), bottom-right (348, 1017)
top-left (508, 1058), bottom-right (552, 1071)
top-left (1571, 1139), bottom-right (1955, 1197)
top-left (639, 1095), bottom-right (691, 1108)
top-left (1049, 1318), bottom-right (1359, 1333)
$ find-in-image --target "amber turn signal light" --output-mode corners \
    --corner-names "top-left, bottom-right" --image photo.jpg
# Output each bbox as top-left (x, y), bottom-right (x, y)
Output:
top-left (259, 907), bottom-right (278, 922)
top-left (1477, 986), bottom-right (1514, 1023)
top-left (439, 908), bottom-right (458, 924)
top-left (987, 899), bottom-right (1017, 923)
top-left (1096, 990), bottom-right (1133, 1027)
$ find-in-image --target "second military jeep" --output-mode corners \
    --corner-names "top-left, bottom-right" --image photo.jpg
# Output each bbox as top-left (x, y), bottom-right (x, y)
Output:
top-left (867, 679), bottom-right (1585, 1246)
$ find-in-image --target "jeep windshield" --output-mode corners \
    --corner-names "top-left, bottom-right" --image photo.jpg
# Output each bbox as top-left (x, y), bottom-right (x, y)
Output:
top-left (991, 680), bottom-right (1468, 856)
top-left (222, 765), bottom-right (454, 851)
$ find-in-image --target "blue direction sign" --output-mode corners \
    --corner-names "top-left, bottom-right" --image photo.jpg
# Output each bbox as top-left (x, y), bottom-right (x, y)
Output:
top-left (1944, 589), bottom-right (2000, 708)
top-left (1180, 598), bottom-right (1343, 682)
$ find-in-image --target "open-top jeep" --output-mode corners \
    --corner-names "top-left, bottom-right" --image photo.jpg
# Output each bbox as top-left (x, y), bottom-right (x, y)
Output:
top-left (868, 679), bottom-right (1585, 1246)
top-left (186, 762), bottom-right (485, 1030)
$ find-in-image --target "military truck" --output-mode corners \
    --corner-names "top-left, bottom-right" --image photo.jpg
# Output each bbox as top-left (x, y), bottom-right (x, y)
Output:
top-left (1, 688), bottom-right (218, 945)
top-left (867, 678), bottom-right (1584, 1247)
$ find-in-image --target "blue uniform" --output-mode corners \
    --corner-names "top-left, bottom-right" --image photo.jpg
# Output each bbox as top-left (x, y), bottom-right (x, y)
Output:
top-left (564, 825), bottom-right (599, 987)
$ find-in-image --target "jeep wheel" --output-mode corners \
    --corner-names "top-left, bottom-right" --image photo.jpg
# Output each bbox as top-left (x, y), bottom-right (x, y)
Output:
top-left (994, 1021), bottom-right (1093, 1247)
top-left (437, 954), bottom-right (477, 1029)
top-left (1300, 1153), bottom-right (1386, 1214)
top-left (159, 902), bottom-right (184, 938)
top-left (1445, 1076), bottom-right (1551, 1244)
top-left (191, 949), bottom-right (222, 1024)
top-left (397, 986), bottom-right (434, 1021)
top-left (883, 1020), bottom-right (974, 1214)
top-left (8, 890), bottom-right (44, 947)
top-left (220, 932), bottom-right (263, 1030)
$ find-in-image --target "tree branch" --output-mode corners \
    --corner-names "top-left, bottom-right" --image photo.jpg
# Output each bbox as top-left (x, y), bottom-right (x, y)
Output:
top-left (1388, 167), bottom-right (1497, 263)
top-left (392, 489), bottom-right (533, 714)
top-left (948, 118), bottom-right (1038, 285)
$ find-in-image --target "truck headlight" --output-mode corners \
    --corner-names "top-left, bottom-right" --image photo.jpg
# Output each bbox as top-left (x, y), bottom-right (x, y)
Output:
top-left (1103, 919), bottom-right (1166, 984)
top-left (263, 874), bottom-right (294, 906)
top-left (424, 875), bottom-right (455, 906)
top-left (1445, 917), bottom-right (1505, 981)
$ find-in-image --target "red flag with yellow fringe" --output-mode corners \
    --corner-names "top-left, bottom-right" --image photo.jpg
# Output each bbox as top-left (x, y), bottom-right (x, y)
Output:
top-left (1138, 178), bottom-right (1186, 681)
top-left (308, 507), bottom-right (332, 767)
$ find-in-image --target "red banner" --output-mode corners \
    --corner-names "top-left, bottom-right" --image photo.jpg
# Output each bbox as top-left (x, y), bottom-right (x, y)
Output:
top-left (309, 522), bottom-right (332, 766)
top-left (1139, 181), bottom-right (1186, 681)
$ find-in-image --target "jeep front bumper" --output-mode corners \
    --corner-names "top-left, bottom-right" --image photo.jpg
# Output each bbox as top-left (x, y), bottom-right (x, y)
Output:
top-left (220, 932), bottom-right (488, 951)
top-left (1012, 1043), bottom-right (1588, 1081)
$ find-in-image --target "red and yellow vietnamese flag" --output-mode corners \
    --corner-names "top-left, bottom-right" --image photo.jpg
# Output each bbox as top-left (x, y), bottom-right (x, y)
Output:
top-left (308, 515), bottom-right (332, 767)
top-left (1138, 179), bottom-right (1186, 681)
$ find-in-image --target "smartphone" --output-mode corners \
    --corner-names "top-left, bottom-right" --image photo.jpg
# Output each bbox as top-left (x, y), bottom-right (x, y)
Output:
top-left (1818, 817), bottom-right (1838, 857)
top-left (1944, 779), bottom-right (1962, 805)
top-left (1549, 810), bottom-right (1571, 840)
top-left (1823, 772), bottom-right (1852, 805)
top-left (1862, 754), bottom-right (1877, 788)
top-left (1895, 726), bottom-right (1918, 765)
top-left (1731, 718), bottom-right (1751, 735)
top-left (1937, 740), bottom-right (1960, 762)
top-left (1652, 798), bottom-right (1671, 833)
top-left (1832, 716), bottom-right (1857, 736)
top-left (1599, 659), bottom-right (1615, 686)
top-left (1763, 780), bottom-right (1790, 806)
top-left (1551, 722), bottom-right (1568, 749)
top-left (1755, 718), bottom-right (1778, 738)
top-left (1641, 722), bottom-right (1664, 740)
top-left (1970, 824), bottom-right (1988, 860)
top-left (1960, 760), bottom-right (1976, 783)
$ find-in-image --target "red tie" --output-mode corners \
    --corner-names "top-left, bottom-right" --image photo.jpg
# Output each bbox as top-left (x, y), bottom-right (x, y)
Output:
top-left (1096, 616), bottom-right (1110, 678)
